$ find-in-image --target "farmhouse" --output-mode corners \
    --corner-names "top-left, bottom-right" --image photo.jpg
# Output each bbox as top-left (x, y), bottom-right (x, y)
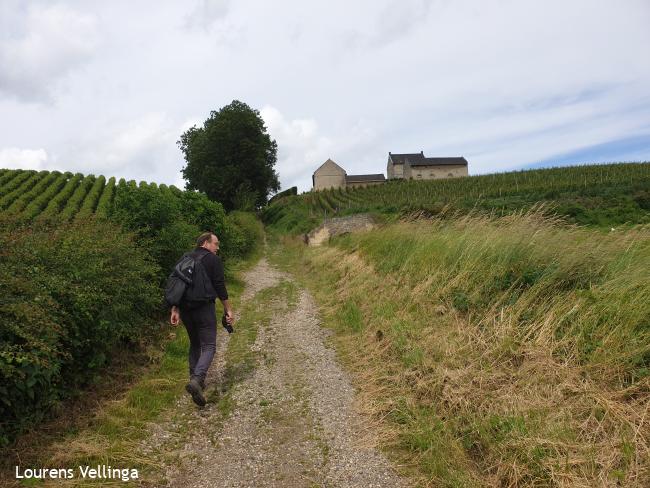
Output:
top-left (312, 159), bottom-right (385, 191)
top-left (387, 152), bottom-right (468, 180)
top-left (312, 152), bottom-right (469, 191)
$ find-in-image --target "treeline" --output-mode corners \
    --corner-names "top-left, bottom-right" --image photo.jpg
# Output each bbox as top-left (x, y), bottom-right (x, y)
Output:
top-left (0, 170), bottom-right (263, 445)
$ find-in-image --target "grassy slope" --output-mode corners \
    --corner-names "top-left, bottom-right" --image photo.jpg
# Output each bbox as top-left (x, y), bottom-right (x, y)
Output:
top-left (269, 210), bottom-right (650, 487)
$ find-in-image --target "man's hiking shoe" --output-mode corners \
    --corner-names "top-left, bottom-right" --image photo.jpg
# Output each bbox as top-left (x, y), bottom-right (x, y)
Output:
top-left (188, 374), bottom-right (206, 390)
top-left (185, 378), bottom-right (206, 406)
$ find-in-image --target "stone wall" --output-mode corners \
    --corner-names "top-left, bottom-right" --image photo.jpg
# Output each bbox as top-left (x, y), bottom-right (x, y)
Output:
top-left (405, 164), bottom-right (468, 180)
top-left (313, 173), bottom-right (346, 190)
top-left (305, 213), bottom-right (377, 246)
top-left (346, 180), bottom-right (385, 189)
top-left (387, 159), bottom-right (403, 179)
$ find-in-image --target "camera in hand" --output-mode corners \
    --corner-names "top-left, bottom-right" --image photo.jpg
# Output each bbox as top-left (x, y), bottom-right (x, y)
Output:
top-left (221, 313), bottom-right (233, 333)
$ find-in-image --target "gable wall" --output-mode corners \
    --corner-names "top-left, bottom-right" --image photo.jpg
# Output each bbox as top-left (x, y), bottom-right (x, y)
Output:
top-left (387, 158), bottom-right (403, 179)
top-left (313, 160), bottom-right (347, 190)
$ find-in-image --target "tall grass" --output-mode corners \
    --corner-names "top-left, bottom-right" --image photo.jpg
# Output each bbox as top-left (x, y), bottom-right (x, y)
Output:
top-left (273, 209), bottom-right (650, 486)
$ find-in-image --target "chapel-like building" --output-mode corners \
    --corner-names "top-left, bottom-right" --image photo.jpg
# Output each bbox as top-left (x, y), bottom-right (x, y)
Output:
top-left (312, 159), bottom-right (385, 191)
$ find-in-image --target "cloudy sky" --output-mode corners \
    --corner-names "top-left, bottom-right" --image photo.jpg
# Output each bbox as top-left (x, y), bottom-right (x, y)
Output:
top-left (0, 0), bottom-right (649, 193)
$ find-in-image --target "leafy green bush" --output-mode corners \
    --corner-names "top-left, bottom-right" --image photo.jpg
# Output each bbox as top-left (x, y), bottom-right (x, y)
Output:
top-left (0, 216), bottom-right (159, 446)
top-left (177, 190), bottom-right (227, 234)
top-left (108, 182), bottom-right (260, 279)
top-left (111, 181), bottom-right (181, 238)
top-left (222, 211), bottom-right (265, 259)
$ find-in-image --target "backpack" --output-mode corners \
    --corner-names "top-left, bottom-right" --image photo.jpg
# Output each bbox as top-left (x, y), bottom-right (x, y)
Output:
top-left (164, 251), bottom-right (217, 308)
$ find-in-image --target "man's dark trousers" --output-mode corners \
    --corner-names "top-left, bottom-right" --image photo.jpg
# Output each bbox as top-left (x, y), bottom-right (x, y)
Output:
top-left (179, 302), bottom-right (216, 385)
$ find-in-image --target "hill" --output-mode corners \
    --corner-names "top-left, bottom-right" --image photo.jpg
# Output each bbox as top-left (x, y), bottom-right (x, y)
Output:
top-left (0, 169), bottom-right (177, 222)
top-left (262, 162), bottom-right (650, 233)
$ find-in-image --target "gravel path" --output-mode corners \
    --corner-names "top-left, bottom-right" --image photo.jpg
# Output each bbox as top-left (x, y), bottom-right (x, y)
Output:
top-left (163, 258), bottom-right (406, 488)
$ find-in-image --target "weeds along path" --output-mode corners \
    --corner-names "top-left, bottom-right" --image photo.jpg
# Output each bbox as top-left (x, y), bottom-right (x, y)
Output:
top-left (162, 257), bottom-right (406, 488)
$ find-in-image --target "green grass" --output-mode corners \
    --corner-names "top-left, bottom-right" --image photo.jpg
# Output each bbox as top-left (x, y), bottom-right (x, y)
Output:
top-left (268, 208), bottom-right (650, 487)
top-left (4, 324), bottom-right (192, 487)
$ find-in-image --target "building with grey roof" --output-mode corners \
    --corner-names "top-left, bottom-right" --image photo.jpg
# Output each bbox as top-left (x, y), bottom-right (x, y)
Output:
top-left (312, 152), bottom-right (468, 191)
top-left (387, 151), bottom-right (468, 180)
top-left (312, 159), bottom-right (386, 191)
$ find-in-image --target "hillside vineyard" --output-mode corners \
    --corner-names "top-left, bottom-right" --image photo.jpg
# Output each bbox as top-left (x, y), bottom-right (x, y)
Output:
top-left (0, 170), bottom-right (187, 221)
top-left (263, 162), bottom-right (650, 232)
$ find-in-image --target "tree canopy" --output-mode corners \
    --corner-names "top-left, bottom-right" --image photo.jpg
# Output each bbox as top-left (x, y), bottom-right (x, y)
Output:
top-left (178, 100), bottom-right (280, 211)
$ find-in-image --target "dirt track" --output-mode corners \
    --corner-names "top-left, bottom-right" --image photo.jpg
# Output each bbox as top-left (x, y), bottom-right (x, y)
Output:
top-left (160, 258), bottom-right (406, 487)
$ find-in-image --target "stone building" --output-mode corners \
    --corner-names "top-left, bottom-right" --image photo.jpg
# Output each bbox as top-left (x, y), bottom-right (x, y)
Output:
top-left (312, 159), bottom-right (346, 190)
top-left (312, 152), bottom-right (468, 191)
top-left (312, 159), bottom-right (385, 191)
top-left (387, 152), bottom-right (468, 180)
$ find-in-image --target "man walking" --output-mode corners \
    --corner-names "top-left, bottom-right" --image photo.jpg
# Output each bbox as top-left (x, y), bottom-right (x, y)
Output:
top-left (170, 232), bottom-right (234, 406)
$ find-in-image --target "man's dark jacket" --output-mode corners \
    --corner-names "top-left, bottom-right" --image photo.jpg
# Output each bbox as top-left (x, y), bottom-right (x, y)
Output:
top-left (182, 247), bottom-right (228, 308)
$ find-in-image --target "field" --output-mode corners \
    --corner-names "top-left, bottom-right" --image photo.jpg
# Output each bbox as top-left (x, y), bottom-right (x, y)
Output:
top-left (263, 162), bottom-right (650, 233)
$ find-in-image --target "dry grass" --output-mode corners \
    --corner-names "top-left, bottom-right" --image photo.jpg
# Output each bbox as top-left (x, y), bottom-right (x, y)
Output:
top-left (271, 208), bottom-right (650, 487)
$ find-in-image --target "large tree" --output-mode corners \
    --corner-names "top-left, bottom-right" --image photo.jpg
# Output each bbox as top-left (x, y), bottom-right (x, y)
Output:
top-left (178, 100), bottom-right (280, 211)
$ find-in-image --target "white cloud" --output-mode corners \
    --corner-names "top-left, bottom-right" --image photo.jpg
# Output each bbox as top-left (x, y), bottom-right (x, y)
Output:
top-left (261, 106), bottom-right (333, 191)
top-left (185, 0), bottom-right (231, 31)
top-left (0, 4), bottom-right (98, 102)
top-left (0, 0), bottom-right (648, 194)
top-left (369, 0), bottom-right (432, 47)
top-left (51, 112), bottom-right (186, 188)
top-left (0, 147), bottom-right (48, 170)
top-left (261, 106), bottom-right (381, 192)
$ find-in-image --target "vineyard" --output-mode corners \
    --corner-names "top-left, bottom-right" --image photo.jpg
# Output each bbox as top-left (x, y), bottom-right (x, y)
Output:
top-left (0, 168), bottom-right (184, 221)
top-left (263, 162), bottom-right (650, 232)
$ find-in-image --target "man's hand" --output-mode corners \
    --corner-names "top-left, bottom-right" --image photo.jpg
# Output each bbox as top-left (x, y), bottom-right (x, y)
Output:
top-left (225, 309), bottom-right (234, 326)
top-left (170, 306), bottom-right (180, 327)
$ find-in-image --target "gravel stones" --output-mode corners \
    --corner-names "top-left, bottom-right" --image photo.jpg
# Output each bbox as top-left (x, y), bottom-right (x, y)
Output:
top-left (159, 258), bottom-right (407, 487)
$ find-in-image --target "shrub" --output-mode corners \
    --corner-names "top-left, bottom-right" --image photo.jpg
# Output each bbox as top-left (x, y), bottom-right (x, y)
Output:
top-left (0, 216), bottom-right (159, 445)
top-left (222, 211), bottom-right (264, 259)
top-left (110, 182), bottom-right (254, 278)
